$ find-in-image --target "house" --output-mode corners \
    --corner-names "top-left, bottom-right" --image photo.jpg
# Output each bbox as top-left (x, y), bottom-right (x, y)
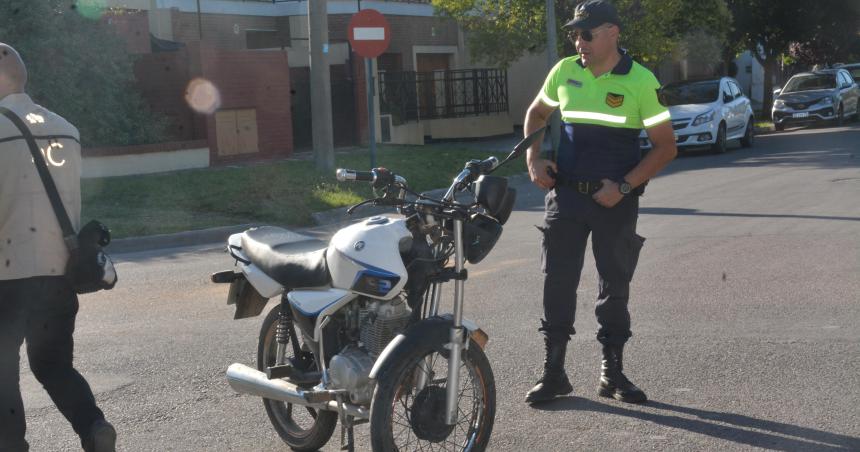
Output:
top-left (101, 0), bottom-right (529, 163)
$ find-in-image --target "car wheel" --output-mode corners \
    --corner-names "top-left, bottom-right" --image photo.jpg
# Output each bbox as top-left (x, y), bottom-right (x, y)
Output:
top-left (774, 122), bottom-right (784, 131)
top-left (740, 119), bottom-right (754, 148)
top-left (711, 122), bottom-right (727, 154)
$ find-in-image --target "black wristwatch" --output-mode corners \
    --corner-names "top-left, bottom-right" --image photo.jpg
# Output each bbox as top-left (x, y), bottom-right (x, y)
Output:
top-left (617, 179), bottom-right (632, 195)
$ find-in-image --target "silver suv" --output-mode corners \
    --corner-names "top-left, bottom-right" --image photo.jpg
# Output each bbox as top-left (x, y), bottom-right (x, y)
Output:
top-left (772, 69), bottom-right (860, 131)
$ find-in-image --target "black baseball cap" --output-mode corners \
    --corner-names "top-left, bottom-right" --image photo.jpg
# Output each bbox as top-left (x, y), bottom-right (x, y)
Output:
top-left (563, 0), bottom-right (621, 30)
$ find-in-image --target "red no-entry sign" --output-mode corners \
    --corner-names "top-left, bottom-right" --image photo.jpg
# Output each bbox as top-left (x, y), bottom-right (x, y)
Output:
top-left (348, 9), bottom-right (390, 58)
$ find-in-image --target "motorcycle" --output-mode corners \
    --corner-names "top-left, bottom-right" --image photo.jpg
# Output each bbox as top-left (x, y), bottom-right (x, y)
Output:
top-left (212, 128), bottom-right (544, 451)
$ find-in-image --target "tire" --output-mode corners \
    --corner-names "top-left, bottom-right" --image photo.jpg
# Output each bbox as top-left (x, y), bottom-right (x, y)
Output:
top-left (257, 307), bottom-right (338, 451)
top-left (711, 122), bottom-right (727, 154)
top-left (775, 122), bottom-right (784, 131)
top-left (740, 119), bottom-right (754, 148)
top-left (370, 335), bottom-right (496, 452)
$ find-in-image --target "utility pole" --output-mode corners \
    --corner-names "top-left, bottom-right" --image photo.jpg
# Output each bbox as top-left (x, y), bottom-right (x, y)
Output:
top-left (309, 0), bottom-right (335, 172)
top-left (545, 0), bottom-right (561, 157)
top-left (196, 0), bottom-right (203, 39)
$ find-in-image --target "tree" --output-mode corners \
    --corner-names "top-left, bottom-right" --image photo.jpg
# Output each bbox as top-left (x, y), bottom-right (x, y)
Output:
top-left (0, 1), bottom-right (167, 147)
top-left (432, 0), bottom-right (731, 71)
top-left (787, 1), bottom-right (860, 67)
top-left (726, 0), bottom-right (813, 114)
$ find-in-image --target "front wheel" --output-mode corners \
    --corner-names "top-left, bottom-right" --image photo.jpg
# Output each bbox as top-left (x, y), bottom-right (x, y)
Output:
top-left (711, 123), bottom-right (727, 154)
top-left (258, 306), bottom-right (338, 451)
top-left (740, 119), bottom-right (754, 148)
top-left (370, 337), bottom-right (496, 452)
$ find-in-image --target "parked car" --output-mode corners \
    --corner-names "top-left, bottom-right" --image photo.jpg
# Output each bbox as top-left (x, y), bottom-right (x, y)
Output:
top-left (771, 69), bottom-right (860, 131)
top-left (834, 63), bottom-right (860, 82)
top-left (640, 77), bottom-right (754, 154)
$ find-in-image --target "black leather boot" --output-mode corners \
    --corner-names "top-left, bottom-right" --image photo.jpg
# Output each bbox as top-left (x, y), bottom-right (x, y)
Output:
top-left (598, 345), bottom-right (647, 403)
top-left (525, 337), bottom-right (573, 404)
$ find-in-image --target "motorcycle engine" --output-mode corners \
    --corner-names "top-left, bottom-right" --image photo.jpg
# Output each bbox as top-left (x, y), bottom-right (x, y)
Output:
top-left (328, 297), bottom-right (411, 405)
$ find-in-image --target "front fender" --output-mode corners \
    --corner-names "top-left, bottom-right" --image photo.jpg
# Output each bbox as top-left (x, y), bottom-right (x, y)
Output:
top-left (368, 315), bottom-right (487, 381)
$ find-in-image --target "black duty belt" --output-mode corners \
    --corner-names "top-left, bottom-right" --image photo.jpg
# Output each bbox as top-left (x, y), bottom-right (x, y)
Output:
top-left (552, 175), bottom-right (603, 194)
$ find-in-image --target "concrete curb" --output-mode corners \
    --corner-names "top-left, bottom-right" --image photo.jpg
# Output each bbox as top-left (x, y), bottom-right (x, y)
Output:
top-left (106, 224), bottom-right (259, 254)
top-left (107, 172), bottom-right (533, 255)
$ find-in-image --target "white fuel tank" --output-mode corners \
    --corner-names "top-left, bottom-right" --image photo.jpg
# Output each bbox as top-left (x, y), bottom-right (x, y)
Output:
top-left (326, 216), bottom-right (410, 300)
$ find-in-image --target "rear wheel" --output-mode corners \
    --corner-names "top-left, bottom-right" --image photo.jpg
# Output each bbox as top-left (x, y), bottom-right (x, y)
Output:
top-left (258, 307), bottom-right (337, 451)
top-left (370, 337), bottom-right (496, 452)
top-left (740, 119), bottom-right (754, 148)
top-left (711, 122), bottom-right (727, 153)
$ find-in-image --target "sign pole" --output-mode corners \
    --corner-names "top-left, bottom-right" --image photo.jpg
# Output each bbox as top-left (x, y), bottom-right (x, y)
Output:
top-left (348, 8), bottom-right (390, 171)
top-left (366, 58), bottom-right (377, 168)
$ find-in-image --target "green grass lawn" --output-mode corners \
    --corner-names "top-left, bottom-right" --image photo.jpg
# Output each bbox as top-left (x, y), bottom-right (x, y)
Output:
top-left (82, 143), bottom-right (527, 238)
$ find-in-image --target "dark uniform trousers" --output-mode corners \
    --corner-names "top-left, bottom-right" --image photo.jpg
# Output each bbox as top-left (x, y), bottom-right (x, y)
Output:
top-left (0, 276), bottom-right (105, 452)
top-left (539, 186), bottom-right (645, 346)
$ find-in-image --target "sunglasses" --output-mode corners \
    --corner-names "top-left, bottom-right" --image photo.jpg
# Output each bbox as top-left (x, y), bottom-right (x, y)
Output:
top-left (567, 25), bottom-right (612, 42)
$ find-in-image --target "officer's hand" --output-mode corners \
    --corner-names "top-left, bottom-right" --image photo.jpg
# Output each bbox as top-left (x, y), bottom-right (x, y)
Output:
top-left (527, 159), bottom-right (557, 190)
top-left (593, 178), bottom-right (623, 208)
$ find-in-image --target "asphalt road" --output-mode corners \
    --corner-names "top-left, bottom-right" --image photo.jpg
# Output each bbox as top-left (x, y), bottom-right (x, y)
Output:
top-left (19, 123), bottom-right (860, 451)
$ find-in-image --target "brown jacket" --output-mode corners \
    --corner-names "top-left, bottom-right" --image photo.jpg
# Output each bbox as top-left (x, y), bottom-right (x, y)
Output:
top-left (0, 93), bottom-right (81, 281)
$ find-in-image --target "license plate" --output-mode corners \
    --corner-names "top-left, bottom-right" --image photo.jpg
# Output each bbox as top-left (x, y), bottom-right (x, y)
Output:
top-left (792, 112), bottom-right (809, 118)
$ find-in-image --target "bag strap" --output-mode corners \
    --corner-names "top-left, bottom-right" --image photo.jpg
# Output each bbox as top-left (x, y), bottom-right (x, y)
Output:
top-left (0, 106), bottom-right (78, 247)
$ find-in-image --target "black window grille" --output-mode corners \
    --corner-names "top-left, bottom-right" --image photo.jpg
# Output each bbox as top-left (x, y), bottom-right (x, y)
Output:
top-left (379, 69), bottom-right (508, 125)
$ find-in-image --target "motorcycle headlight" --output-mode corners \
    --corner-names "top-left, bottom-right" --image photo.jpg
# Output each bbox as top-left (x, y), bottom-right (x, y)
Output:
top-left (691, 110), bottom-right (715, 126)
top-left (773, 99), bottom-right (785, 109)
top-left (463, 213), bottom-right (502, 264)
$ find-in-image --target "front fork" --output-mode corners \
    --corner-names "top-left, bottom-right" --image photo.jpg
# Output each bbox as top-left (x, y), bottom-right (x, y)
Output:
top-left (444, 218), bottom-right (467, 425)
top-left (416, 219), bottom-right (468, 425)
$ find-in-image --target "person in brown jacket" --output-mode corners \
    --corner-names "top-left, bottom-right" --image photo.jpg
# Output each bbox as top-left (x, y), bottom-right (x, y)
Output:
top-left (0, 43), bottom-right (116, 452)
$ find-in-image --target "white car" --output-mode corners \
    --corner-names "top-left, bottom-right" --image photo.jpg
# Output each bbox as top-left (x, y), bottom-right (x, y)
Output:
top-left (640, 77), bottom-right (754, 153)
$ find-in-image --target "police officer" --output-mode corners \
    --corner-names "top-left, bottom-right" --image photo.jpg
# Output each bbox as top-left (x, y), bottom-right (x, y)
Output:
top-left (0, 43), bottom-right (116, 451)
top-left (523, 0), bottom-right (677, 404)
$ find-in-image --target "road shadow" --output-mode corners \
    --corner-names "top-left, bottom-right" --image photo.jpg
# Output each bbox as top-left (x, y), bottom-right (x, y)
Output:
top-left (639, 207), bottom-right (860, 222)
top-left (531, 396), bottom-right (860, 451)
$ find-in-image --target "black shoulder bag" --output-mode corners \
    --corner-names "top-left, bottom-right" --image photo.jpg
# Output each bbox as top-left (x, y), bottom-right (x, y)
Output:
top-left (0, 107), bottom-right (117, 294)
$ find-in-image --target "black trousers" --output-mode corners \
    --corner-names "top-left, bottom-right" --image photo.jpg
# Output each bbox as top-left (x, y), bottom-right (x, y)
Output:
top-left (0, 276), bottom-right (105, 452)
top-left (539, 187), bottom-right (645, 346)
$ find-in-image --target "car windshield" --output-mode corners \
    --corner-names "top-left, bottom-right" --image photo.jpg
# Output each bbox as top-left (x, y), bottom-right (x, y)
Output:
top-left (848, 69), bottom-right (860, 82)
top-left (783, 74), bottom-right (837, 92)
top-left (659, 81), bottom-right (720, 106)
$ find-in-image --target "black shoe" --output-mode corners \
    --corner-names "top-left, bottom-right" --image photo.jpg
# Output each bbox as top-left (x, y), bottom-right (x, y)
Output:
top-left (597, 345), bottom-right (647, 404)
top-left (525, 333), bottom-right (573, 404)
top-left (526, 372), bottom-right (573, 404)
top-left (82, 419), bottom-right (116, 452)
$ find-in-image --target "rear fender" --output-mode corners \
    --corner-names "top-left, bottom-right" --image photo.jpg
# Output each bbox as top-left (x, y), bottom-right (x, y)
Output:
top-left (368, 315), bottom-right (487, 381)
top-left (228, 275), bottom-right (270, 320)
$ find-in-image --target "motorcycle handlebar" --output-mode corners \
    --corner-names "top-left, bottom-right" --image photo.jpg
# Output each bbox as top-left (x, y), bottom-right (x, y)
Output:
top-left (336, 168), bottom-right (375, 183)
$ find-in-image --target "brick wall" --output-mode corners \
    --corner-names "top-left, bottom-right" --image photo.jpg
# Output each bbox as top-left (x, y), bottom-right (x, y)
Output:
top-left (199, 46), bottom-right (293, 162)
top-left (105, 9), bottom-right (151, 54)
top-left (173, 10), bottom-right (290, 50)
top-left (134, 50), bottom-right (201, 141)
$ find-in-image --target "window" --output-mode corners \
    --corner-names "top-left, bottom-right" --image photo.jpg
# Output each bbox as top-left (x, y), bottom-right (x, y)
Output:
top-left (246, 30), bottom-right (282, 50)
top-left (729, 81), bottom-right (742, 99)
top-left (659, 80), bottom-right (720, 106)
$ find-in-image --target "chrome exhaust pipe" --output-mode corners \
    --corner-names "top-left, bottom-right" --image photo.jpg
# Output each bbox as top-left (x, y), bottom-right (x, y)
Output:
top-left (226, 363), bottom-right (311, 406)
top-left (226, 363), bottom-right (371, 419)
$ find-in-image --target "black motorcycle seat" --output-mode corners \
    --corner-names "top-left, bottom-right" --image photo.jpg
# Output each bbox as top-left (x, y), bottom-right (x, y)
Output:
top-left (240, 227), bottom-right (330, 289)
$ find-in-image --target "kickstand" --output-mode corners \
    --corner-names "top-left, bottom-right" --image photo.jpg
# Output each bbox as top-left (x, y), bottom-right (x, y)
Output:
top-left (337, 395), bottom-right (355, 452)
